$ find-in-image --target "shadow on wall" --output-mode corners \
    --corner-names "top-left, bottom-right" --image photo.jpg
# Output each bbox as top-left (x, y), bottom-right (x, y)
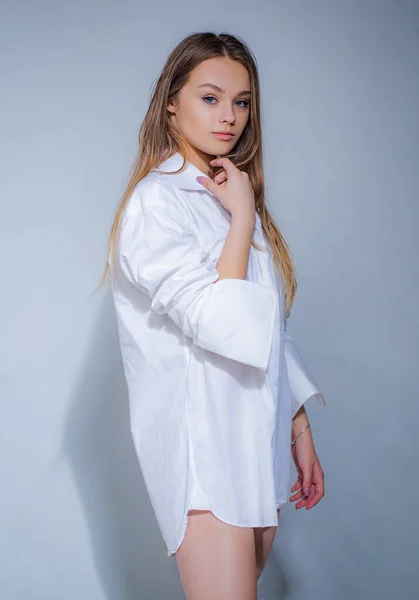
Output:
top-left (59, 290), bottom-right (184, 600)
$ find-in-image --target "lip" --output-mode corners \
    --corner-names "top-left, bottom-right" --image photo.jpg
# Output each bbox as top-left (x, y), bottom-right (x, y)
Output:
top-left (212, 132), bottom-right (235, 140)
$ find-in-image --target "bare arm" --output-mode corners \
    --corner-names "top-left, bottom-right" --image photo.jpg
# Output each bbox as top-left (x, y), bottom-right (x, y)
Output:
top-left (197, 157), bottom-right (257, 281)
top-left (215, 213), bottom-right (256, 280)
top-left (292, 404), bottom-right (309, 427)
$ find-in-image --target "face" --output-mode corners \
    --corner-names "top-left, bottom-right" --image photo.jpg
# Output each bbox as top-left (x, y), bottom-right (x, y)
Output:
top-left (167, 57), bottom-right (251, 175)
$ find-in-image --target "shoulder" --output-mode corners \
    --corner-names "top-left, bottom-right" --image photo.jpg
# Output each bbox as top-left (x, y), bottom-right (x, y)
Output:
top-left (125, 171), bottom-right (192, 228)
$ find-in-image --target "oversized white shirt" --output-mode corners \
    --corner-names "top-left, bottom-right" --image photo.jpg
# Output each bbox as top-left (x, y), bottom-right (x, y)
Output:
top-left (110, 152), bottom-right (326, 558)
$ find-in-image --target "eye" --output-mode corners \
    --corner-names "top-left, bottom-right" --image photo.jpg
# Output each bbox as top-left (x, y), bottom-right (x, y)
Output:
top-left (202, 96), bottom-right (217, 104)
top-left (202, 96), bottom-right (250, 108)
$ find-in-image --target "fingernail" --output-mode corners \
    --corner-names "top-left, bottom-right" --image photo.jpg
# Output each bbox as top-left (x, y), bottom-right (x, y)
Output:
top-left (305, 487), bottom-right (310, 497)
top-left (196, 176), bottom-right (205, 184)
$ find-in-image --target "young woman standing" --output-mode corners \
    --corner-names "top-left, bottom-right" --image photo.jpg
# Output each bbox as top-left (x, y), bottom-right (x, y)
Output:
top-left (98, 31), bottom-right (326, 600)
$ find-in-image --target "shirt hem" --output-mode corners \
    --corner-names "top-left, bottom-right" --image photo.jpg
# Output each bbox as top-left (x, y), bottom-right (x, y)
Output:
top-left (167, 499), bottom-right (288, 558)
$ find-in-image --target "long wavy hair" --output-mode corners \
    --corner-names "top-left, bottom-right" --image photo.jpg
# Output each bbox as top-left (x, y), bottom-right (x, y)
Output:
top-left (95, 31), bottom-right (297, 318)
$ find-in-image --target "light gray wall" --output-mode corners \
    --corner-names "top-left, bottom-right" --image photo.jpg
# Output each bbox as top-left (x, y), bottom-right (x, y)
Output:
top-left (1, 1), bottom-right (418, 599)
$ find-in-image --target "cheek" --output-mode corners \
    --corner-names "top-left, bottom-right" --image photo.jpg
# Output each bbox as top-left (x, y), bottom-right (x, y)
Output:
top-left (183, 100), bottom-right (211, 130)
top-left (192, 99), bottom-right (211, 121)
top-left (238, 112), bottom-right (250, 133)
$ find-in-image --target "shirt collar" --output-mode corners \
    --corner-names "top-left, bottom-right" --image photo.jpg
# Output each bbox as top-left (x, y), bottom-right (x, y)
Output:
top-left (154, 152), bottom-right (217, 198)
top-left (155, 151), bottom-right (267, 249)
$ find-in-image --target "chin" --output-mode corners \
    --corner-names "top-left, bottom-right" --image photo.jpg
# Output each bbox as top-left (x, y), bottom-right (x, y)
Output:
top-left (208, 142), bottom-right (235, 156)
top-left (195, 145), bottom-right (223, 157)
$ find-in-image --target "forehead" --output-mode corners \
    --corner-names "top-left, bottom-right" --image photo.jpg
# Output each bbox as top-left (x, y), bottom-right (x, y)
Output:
top-left (187, 57), bottom-right (250, 92)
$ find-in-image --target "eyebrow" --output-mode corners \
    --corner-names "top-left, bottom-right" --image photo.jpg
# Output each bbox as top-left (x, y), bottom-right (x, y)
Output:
top-left (197, 83), bottom-right (251, 96)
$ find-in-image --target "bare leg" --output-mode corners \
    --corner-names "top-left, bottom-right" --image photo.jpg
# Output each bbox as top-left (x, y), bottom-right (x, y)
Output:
top-left (254, 508), bottom-right (281, 581)
top-left (175, 509), bottom-right (257, 600)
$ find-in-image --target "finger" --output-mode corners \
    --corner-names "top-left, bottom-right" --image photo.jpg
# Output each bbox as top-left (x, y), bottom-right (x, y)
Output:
top-left (290, 471), bottom-right (302, 493)
top-left (292, 468), bottom-right (313, 509)
top-left (290, 475), bottom-right (302, 493)
top-left (302, 471), bottom-right (313, 499)
top-left (290, 481), bottom-right (300, 492)
top-left (214, 171), bottom-right (228, 185)
top-left (196, 175), bottom-right (219, 195)
top-left (305, 486), bottom-right (322, 509)
top-left (289, 489), bottom-right (304, 503)
top-left (295, 483), bottom-right (315, 508)
top-left (304, 461), bottom-right (324, 508)
top-left (295, 494), bottom-right (309, 509)
top-left (289, 479), bottom-right (304, 502)
top-left (209, 156), bottom-right (237, 176)
top-left (306, 477), bottom-right (325, 509)
top-left (292, 488), bottom-right (309, 509)
top-left (303, 484), bottom-right (320, 509)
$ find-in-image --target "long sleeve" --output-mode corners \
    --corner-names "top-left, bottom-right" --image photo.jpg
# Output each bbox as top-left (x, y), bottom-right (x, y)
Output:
top-left (283, 318), bottom-right (327, 418)
top-left (117, 179), bottom-right (278, 370)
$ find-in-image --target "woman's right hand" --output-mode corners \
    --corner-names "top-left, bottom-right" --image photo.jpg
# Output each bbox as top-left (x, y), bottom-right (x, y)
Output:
top-left (196, 156), bottom-right (256, 223)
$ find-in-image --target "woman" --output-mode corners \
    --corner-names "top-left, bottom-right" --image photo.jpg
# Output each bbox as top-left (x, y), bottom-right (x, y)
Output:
top-left (97, 31), bottom-right (326, 600)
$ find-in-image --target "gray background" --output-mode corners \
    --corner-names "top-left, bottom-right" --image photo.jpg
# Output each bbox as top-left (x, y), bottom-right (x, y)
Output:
top-left (1, 1), bottom-right (418, 598)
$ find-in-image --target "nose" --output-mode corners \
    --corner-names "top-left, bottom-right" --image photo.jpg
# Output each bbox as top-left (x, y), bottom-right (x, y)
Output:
top-left (219, 103), bottom-right (236, 125)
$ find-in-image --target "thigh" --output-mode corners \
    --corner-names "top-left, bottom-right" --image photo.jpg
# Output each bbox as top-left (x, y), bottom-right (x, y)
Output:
top-left (254, 508), bottom-right (281, 580)
top-left (175, 509), bottom-right (257, 600)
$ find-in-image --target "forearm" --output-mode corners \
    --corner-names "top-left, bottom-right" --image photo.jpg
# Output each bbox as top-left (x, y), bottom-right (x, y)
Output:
top-left (215, 214), bottom-right (255, 280)
top-left (291, 403), bottom-right (310, 437)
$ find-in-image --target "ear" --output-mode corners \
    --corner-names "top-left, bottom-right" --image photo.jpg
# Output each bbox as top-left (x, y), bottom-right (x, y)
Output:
top-left (167, 99), bottom-right (178, 115)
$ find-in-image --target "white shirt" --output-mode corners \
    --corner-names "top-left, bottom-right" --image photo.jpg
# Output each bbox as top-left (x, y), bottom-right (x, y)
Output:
top-left (110, 152), bottom-right (326, 558)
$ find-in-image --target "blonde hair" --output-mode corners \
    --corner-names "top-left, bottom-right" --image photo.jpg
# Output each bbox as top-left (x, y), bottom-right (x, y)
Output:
top-left (95, 31), bottom-right (297, 318)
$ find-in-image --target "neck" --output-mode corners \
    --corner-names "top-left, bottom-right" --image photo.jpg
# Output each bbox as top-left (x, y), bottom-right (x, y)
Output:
top-left (182, 146), bottom-right (216, 178)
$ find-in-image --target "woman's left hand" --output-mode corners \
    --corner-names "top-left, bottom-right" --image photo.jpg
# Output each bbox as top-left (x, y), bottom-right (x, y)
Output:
top-left (289, 425), bottom-right (325, 510)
